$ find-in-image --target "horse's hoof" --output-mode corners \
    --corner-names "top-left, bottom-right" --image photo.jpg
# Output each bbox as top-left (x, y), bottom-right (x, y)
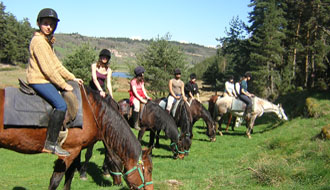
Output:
top-left (80, 176), bottom-right (88, 181)
top-left (218, 131), bottom-right (223, 136)
top-left (210, 137), bottom-right (216, 142)
top-left (103, 173), bottom-right (111, 178)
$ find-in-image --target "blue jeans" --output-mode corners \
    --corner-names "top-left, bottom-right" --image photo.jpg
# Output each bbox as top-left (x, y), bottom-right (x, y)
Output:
top-left (30, 83), bottom-right (67, 111)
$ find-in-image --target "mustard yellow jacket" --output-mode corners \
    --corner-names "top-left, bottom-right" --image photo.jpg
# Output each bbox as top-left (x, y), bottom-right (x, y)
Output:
top-left (27, 32), bottom-right (75, 89)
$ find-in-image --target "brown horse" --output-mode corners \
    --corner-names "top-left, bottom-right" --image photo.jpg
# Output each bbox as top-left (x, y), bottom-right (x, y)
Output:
top-left (0, 86), bottom-right (153, 190)
top-left (209, 95), bottom-right (288, 138)
top-left (188, 99), bottom-right (217, 142)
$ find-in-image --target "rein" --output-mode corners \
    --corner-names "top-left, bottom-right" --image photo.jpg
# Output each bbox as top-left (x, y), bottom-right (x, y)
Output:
top-left (81, 86), bottom-right (152, 189)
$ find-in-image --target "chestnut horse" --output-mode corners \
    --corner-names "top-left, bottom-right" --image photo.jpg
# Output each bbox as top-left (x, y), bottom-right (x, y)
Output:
top-left (188, 99), bottom-right (217, 142)
top-left (0, 86), bottom-right (153, 190)
top-left (209, 95), bottom-right (288, 138)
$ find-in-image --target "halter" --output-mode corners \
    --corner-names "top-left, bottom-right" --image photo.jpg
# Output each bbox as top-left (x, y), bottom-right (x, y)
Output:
top-left (170, 142), bottom-right (189, 154)
top-left (123, 154), bottom-right (153, 189)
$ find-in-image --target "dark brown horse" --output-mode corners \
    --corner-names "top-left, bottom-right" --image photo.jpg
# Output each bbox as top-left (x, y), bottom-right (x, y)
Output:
top-left (188, 99), bottom-right (217, 141)
top-left (117, 99), bottom-right (188, 159)
top-left (0, 86), bottom-right (153, 190)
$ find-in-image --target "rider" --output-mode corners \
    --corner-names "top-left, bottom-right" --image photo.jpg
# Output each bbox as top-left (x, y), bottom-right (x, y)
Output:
top-left (166, 68), bottom-right (187, 113)
top-left (224, 75), bottom-right (237, 97)
top-left (27, 8), bottom-right (83, 157)
top-left (89, 49), bottom-right (113, 98)
top-left (238, 72), bottom-right (254, 116)
top-left (129, 66), bottom-right (151, 130)
top-left (184, 73), bottom-right (200, 102)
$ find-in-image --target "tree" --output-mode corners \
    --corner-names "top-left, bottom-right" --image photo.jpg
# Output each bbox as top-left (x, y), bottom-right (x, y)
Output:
top-left (248, 0), bottom-right (287, 98)
top-left (63, 44), bottom-right (97, 84)
top-left (136, 33), bottom-right (188, 97)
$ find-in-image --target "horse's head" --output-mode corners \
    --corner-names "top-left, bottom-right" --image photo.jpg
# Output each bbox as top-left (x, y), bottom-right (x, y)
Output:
top-left (105, 150), bottom-right (123, 186)
top-left (124, 147), bottom-right (153, 190)
top-left (277, 104), bottom-right (288, 121)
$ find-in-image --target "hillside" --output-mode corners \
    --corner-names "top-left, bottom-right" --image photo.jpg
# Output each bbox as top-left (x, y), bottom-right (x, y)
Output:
top-left (54, 33), bottom-right (216, 71)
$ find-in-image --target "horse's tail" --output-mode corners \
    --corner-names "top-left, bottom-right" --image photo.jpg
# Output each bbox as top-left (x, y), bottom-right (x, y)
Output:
top-left (208, 95), bottom-right (218, 120)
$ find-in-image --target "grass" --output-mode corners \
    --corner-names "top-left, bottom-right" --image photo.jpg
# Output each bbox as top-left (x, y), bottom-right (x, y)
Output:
top-left (0, 65), bottom-right (329, 189)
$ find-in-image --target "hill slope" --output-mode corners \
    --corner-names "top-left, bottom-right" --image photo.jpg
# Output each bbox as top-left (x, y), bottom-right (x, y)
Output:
top-left (54, 33), bottom-right (216, 71)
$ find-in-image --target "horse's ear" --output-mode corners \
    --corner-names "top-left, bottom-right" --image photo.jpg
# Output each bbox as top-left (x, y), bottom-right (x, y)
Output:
top-left (143, 146), bottom-right (153, 156)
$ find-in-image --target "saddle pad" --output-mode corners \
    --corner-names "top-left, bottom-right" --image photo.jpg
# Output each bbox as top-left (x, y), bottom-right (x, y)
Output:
top-left (4, 82), bottom-right (83, 128)
top-left (158, 99), bottom-right (167, 110)
top-left (231, 98), bottom-right (245, 112)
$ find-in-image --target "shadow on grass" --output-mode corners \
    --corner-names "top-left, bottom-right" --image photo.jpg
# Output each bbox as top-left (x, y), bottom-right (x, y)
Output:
top-left (13, 187), bottom-right (26, 190)
top-left (83, 162), bottom-right (113, 187)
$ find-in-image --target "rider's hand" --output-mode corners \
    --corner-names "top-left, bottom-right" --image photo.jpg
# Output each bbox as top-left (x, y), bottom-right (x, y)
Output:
top-left (74, 78), bottom-right (84, 85)
top-left (142, 99), bottom-right (148, 104)
top-left (64, 84), bottom-right (73, 91)
top-left (100, 91), bottom-right (106, 98)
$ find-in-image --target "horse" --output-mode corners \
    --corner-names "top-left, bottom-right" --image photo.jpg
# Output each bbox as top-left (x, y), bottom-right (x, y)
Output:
top-left (116, 99), bottom-right (188, 159)
top-left (78, 95), bottom-right (123, 185)
top-left (0, 86), bottom-right (153, 190)
top-left (209, 95), bottom-right (288, 138)
top-left (188, 99), bottom-right (217, 142)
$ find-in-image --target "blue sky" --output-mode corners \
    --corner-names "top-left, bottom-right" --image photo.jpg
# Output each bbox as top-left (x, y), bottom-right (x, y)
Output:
top-left (1, 0), bottom-right (252, 47)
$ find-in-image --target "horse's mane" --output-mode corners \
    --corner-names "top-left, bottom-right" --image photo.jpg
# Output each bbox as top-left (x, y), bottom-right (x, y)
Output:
top-left (176, 100), bottom-right (192, 136)
top-left (145, 101), bottom-right (178, 142)
top-left (85, 87), bottom-right (141, 160)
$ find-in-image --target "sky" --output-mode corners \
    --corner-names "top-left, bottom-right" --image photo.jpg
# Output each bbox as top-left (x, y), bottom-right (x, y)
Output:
top-left (1, 0), bottom-right (252, 48)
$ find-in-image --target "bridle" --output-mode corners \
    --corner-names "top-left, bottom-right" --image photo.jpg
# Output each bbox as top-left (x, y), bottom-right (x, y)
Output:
top-left (81, 86), bottom-right (152, 189)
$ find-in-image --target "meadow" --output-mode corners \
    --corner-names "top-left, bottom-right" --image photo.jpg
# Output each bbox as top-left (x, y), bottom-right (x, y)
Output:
top-left (0, 65), bottom-right (329, 190)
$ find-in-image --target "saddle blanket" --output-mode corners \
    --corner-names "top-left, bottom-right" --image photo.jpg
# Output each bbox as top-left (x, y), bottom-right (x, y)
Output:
top-left (3, 82), bottom-right (83, 128)
top-left (231, 98), bottom-right (245, 112)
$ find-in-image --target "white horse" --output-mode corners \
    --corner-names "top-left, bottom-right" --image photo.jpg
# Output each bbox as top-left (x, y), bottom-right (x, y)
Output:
top-left (209, 96), bottom-right (288, 138)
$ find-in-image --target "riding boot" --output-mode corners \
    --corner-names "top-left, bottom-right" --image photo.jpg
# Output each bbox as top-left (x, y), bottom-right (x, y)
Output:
top-left (42, 109), bottom-right (70, 157)
top-left (131, 111), bottom-right (141, 130)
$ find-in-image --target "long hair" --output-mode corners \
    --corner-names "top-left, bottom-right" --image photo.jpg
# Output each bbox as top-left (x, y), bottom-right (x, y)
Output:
top-left (85, 87), bottom-right (141, 160)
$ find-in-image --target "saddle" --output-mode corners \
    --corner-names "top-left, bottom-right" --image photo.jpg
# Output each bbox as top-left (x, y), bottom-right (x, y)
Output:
top-left (158, 97), bottom-right (180, 117)
top-left (3, 80), bottom-right (83, 128)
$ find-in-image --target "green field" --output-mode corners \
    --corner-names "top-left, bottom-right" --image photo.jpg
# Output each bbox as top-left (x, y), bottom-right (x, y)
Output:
top-left (0, 66), bottom-right (329, 190)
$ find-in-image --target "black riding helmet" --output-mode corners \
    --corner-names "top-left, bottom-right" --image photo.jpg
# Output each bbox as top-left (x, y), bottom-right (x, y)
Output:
top-left (174, 68), bottom-right (181, 75)
top-left (37, 8), bottom-right (60, 33)
top-left (99, 49), bottom-right (111, 60)
top-left (190, 73), bottom-right (196, 80)
top-left (134, 66), bottom-right (145, 76)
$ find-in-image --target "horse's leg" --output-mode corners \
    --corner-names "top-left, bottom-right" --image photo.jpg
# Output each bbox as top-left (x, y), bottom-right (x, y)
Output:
top-left (79, 143), bottom-right (95, 180)
top-left (48, 150), bottom-right (78, 190)
top-left (225, 114), bottom-right (232, 132)
top-left (63, 155), bottom-right (81, 190)
top-left (148, 130), bottom-right (155, 148)
top-left (137, 127), bottom-right (146, 142)
top-left (155, 130), bottom-right (161, 148)
top-left (218, 115), bottom-right (224, 136)
top-left (102, 141), bottom-right (111, 178)
top-left (246, 115), bottom-right (257, 139)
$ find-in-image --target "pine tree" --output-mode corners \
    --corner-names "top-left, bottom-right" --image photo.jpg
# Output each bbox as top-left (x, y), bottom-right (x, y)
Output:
top-left (248, 0), bottom-right (287, 98)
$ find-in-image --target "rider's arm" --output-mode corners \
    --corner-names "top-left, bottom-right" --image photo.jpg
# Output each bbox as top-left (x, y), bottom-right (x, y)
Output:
top-left (141, 84), bottom-right (150, 100)
top-left (181, 82), bottom-right (187, 101)
top-left (169, 79), bottom-right (176, 98)
top-left (106, 68), bottom-right (113, 97)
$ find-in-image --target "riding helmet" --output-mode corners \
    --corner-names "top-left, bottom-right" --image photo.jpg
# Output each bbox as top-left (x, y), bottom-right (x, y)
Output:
top-left (37, 8), bottom-right (60, 23)
top-left (99, 49), bottom-right (111, 59)
top-left (190, 73), bottom-right (197, 80)
top-left (134, 66), bottom-right (145, 76)
top-left (174, 68), bottom-right (181, 75)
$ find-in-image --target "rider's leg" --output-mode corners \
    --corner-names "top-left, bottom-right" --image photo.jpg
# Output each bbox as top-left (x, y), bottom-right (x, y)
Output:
top-left (166, 95), bottom-right (176, 114)
top-left (131, 98), bottom-right (141, 130)
top-left (239, 95), bottom-right (252, 117)
top-left (30, 83), bottom-right (70, 156)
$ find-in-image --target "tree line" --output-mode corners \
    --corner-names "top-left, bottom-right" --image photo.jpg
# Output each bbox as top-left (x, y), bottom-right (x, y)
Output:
top-left (0, 2), bottom-right (34, 64)
top-left (201, 0), bottom-right (329, 99)
top-left (0, 1), bottom-right (328, 100)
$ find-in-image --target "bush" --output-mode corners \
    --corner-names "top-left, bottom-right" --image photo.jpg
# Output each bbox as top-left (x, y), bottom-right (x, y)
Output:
top-left (305, 97), bottom-right (322, 118)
